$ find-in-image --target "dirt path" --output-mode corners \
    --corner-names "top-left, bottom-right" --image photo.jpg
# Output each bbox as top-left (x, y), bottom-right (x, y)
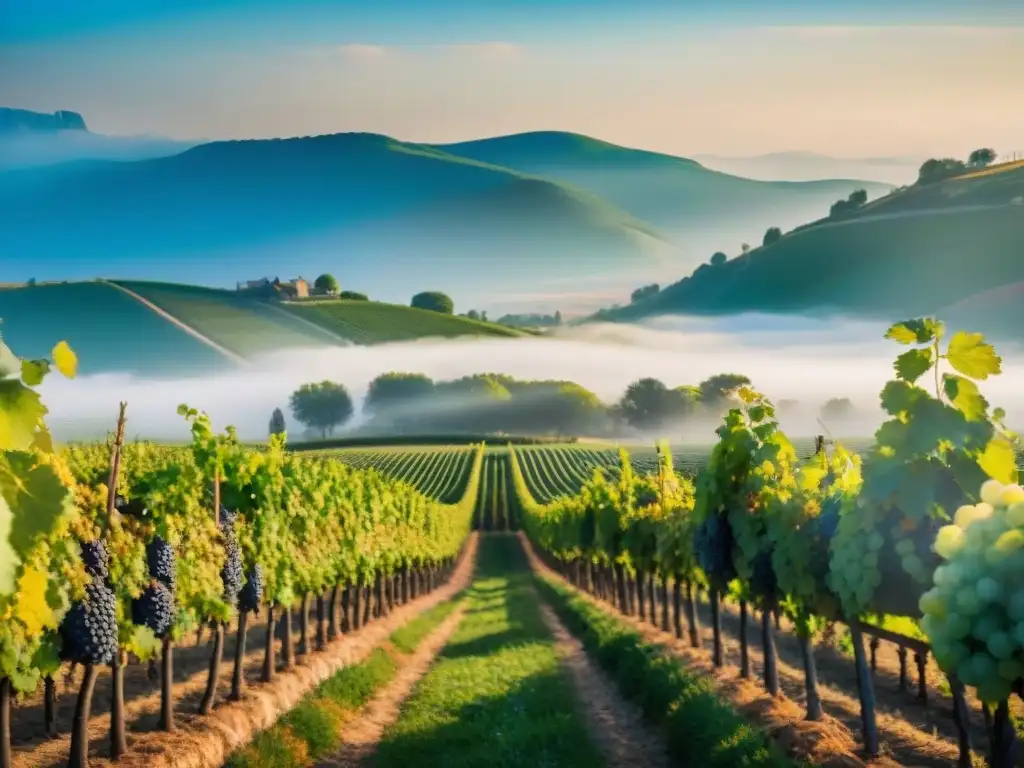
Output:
top-left (314, 605), bottom-right (467, 768)
top-left (535, 599), bottom-right (672, 768)
top-left (14, 536), bottom-right (478, 768)
top-left (102, 279), bottom-right (247, 365)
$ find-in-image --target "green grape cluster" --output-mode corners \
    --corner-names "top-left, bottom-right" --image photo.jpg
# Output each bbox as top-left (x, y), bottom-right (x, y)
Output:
top-left (920, 479), bottom-right (1024, 704)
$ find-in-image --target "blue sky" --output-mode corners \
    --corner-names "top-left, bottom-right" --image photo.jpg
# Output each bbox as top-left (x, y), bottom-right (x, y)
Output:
top-left (3, 0), bottom-right (1023, 155)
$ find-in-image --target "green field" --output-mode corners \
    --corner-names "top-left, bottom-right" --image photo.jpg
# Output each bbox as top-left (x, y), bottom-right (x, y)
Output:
top-left (0, 279), bottom-right (534, 375)
top-left (0, 281), bottom-right (232, 375)
top-left (114, 280), bottom-right (342, 357)
top-left (285, 299), bottom-right (528, 344)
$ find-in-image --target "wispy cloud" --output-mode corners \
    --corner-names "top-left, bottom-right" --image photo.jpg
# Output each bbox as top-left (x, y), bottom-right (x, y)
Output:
top-left (334, 43), bottom-right (390, 60)
top-left (758, 25), bottom-right (1023, 39)
top-left (325, 41), bottom-right (523, 62)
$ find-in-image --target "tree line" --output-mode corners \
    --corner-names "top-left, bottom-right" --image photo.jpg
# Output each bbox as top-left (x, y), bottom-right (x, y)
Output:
top-left (275, 372), bottom-right (861, 441)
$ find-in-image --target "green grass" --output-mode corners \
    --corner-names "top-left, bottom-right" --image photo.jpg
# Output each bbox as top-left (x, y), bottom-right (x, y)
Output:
top-left (285, 299), bottom-right (528, 344)
top-left (372, 535), bottom-right (605, 768)
top-left (0, 281), bottom-right (231, 376)
top-left (226, 594), bottom-right (463, 768)
top-left (114, 280), bottom-right (341, 357)
top-left (535, 573), bottom-right (800, 768)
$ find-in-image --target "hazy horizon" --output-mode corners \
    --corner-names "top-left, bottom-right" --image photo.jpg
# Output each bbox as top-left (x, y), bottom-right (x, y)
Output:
top-left (39, 314), bottom-right (1024, 443)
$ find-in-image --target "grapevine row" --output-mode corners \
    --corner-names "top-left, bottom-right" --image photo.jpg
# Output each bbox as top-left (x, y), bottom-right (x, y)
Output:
top-left (514, 318), bottom-right (1023, 768)
top-left (323, 446), bottom-right (475, 503)
top-left (0, 331), bottom-right (483, 768)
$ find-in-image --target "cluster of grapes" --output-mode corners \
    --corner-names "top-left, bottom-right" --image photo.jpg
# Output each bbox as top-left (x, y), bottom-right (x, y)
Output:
top-left (60, 540), bottom-right (119, 665)
top-left (920, 479), bottom-right (1024, 704)
top-left (132, 536), bottom-right (176, 639)
top-left (239, 564), bottom-right (264, 615)
top-left (219, 506), bottom-right (244, 606)
top-left (694, 512), bottom-right (737, 587)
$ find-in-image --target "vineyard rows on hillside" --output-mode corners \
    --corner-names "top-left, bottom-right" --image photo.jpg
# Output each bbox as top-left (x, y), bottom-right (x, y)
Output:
top-left (322, 446), bottom-right (476, 504)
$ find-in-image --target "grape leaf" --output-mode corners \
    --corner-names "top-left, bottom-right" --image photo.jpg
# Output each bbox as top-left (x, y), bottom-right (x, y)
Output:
top-left (879, 380), bottom-right (925, 416)
top-left (51, 341), bottom-right (78, 379)
top-left (0, 453), bottom-right (73, 561)
top-left (946, 331), bottom-right (1001, 380)
top-left (942, 374), bottom-right (988, 421)
top-left (894, 348), bottom-right (933, 383)
top-left (20, 359), bottom-right (49, 387)
top-left (886, 319), bottom-right (943, 345)
top-left (0, 380), bottom-right (47, 452)
top-left (0, 493), bottom-right (16, 595)
top-left (895, 459), bottom-right (939, 520)
top-left (978, 437), bottom-right (1018, 484)
top-left (15, 565), bottom-right (55, 636)
top-left (30, 636), bottom-right (62, 677)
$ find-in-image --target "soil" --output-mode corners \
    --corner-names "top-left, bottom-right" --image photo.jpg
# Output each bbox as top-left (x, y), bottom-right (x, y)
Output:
top-left (536, 598), bottom-right (672, 768)
top-left (10, 534), bottom-right (479, 768)
top-left (313, 605), bottom-right (467, 768)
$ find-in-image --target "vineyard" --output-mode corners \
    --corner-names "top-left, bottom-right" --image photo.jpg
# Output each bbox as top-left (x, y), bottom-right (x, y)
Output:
top-left (320, 446), bottom-right (477, 504)
top-left (0, 332), bottom-right (483, 768)
top-left (515, 319), bottom-right (1024, 768)
top-left (283, 299), bottom-right (527, 344)
top-left (5, 316), bottom-right (1024, 768)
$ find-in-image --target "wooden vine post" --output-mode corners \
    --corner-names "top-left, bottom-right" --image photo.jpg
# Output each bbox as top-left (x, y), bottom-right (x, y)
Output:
top-left (198, 469), bottom-right (225, 715)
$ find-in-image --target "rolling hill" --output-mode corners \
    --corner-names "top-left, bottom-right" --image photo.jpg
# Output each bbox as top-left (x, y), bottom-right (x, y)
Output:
top-left (435, 132), bottom-right (894, 238)
top-left (0, 132), bottom-right (673, 302)
top-left (597, 164), bottom-right (1024, 338)
top-left (0, 280), bottom-right (530, 376)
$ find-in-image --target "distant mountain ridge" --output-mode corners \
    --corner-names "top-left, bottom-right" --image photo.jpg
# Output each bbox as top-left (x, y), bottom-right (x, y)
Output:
top-left (0, 107), bottom-right (88, 134)
top-left (0, 106), bottom-right (193, 170)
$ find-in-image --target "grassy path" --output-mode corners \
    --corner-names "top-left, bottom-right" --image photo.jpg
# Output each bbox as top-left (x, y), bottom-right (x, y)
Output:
top-left (370, 535), bottom-right (606, 768)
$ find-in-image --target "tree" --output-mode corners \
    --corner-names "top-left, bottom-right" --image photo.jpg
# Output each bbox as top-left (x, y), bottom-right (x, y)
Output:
top-left (289, 381), bottom-right (353, 438)
top-left (618, 378), bottom-right (684, 432)
top-left (364, 373), bottom-right (435, 419)
top-left (697, 373), bottom-right (752, 411)
top-left (630, 283), bottom-right (660, 303)
top-left (338, 290), bottom-right (368, 300)
top-left (554, 310), bottom-right (563, 326)
top-left (710, 251), bottom-right (727, 267)
top-left (968, 148), bottom-right (997, 168)
top-left (762, 227), bottom-right (782, 247)
top-left (268, 407), bottom-right (286, 437)
top-left (314, 273), bottom-right (339, 295)
top-left (741, 243), bottom-right (751, 254)
top-left (820, 397), bottom-right (855, 424)
top-left (466, 309), bottom-right (481, 320)
top-left (411, 291), bottom-right (454, 314)
top-left (848, 189), bottom-right (868, 206)
top-left (917, 157), bottom-right (966, 184)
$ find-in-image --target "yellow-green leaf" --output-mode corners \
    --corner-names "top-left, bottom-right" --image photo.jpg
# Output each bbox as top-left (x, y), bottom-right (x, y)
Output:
top-left (14, 565), bottom-right (55, 636)
top-left (0, 493), bottom-right (16, 596)
top-left (20, 359), bottom-right (49, 387)
top-left (978, 437), bottom-right (1018, 484)
top-left (942, 374), bottom-right (988, 421)
top-left (51, 341), bottom-right (77, 379)
top-left (946, 331), bottom-right (1001, 380)
top-left (0, 380), bottom-right (47, 452)
top-left (886, 318), bottom-right (943, 345)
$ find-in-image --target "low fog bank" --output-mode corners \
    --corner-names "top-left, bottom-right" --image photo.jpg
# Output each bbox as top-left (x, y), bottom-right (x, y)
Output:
top-left (40, 313), bottom-right (1024, 444)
